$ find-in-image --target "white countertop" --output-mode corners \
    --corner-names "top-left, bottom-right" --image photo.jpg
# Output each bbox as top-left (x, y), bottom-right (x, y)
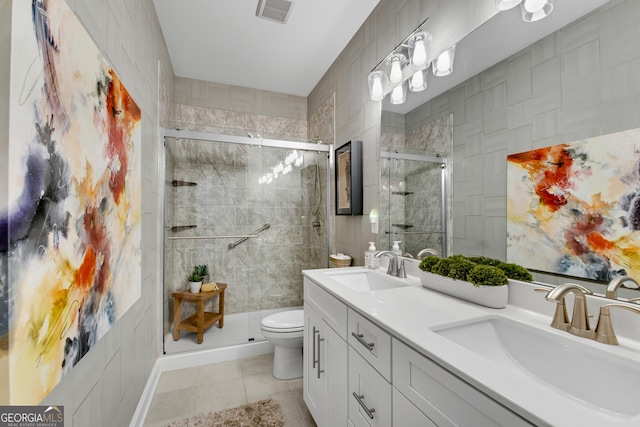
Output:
top-left (302, 263), bottom-right (640, 427)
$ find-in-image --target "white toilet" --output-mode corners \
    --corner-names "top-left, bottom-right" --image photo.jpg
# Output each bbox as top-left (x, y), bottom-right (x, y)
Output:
top-left (261, 309), bottom-right (304, 379)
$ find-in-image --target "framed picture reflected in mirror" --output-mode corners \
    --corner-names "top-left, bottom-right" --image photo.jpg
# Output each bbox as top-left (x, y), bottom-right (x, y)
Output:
top-left (335, 140), bottom-right (363, 216)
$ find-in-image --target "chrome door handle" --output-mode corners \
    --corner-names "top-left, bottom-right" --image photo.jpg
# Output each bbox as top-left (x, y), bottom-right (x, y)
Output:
top-left (351, 332), bottom-right (374, 351)
top-left (352, 392), bottom-right (375, 419)
top-left (312, 326), bottom-right (319, 369)
top-left (317, 334), bottom-right (325, 378)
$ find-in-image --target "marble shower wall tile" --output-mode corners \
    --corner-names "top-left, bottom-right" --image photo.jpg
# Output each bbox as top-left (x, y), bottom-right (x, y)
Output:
top-left (172, 103), bottom-right (308, 142)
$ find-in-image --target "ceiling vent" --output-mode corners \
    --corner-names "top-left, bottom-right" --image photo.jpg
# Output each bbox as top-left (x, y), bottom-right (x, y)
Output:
top-left (256, 0), bottom-right (294, 24)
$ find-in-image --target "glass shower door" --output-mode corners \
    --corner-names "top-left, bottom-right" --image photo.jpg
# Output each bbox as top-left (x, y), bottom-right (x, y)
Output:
top-left (163, 134), bottom-right (329, 354)
top-left (380, 152), bottom-right (447, 258)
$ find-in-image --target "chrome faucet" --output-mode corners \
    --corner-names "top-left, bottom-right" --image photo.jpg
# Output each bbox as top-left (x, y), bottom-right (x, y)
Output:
top-left (374, 251), bottom-right (406, 278)
top-left (417, 248), bottom-right (439, 259)
top-left (605, 276), bottom-right (640, 300)
top-left (545, 283), bottom-right (594, 339)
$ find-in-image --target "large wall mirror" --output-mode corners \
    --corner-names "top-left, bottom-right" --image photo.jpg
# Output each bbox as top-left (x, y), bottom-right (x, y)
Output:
top-left (378, 0), bottom-right (640, 300)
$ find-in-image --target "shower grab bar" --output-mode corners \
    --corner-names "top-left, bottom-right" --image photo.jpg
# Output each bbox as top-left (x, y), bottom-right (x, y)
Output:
top-left (385, 230), bottom-right (445, 235)
top-left (228, 223), bottom-right (271, 249)
top-left (168, 234), bottom-right (259, 241)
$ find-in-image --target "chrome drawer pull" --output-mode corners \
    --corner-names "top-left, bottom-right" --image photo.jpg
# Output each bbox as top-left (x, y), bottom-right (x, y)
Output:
top-left (317, 336), bottom-right (325, 378)
top-left (351, 332), bottom-right (375, 351)
top-left (312, 326), bottom-right (319, 369)
top-left (352, 392), bottom-right (375, 419)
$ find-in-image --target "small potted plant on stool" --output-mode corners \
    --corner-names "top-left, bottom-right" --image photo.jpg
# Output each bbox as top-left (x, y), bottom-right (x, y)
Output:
top-left (187, 272), bottom-right (202, 293)
top-left (195, 264), bottom-right (209, 283)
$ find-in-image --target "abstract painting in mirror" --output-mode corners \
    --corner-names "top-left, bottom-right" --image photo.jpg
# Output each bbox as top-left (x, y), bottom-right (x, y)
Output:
top-left (507, 128), bottom-right (640, 282)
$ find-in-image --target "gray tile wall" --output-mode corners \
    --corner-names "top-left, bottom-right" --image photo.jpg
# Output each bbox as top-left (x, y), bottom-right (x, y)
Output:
top-left (22, 0), bottom-right (175, 425)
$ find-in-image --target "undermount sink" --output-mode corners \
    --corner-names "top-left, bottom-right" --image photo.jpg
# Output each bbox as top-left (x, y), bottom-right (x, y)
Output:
top-left (432, 317), bottom-right (640, 416)
top-left (326, 269), bottom-right (409, 292)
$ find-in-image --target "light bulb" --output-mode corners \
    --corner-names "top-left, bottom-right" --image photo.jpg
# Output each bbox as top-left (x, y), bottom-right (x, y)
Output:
top-left (495, 0), bottom-right (522, 10)
top-left (436, 52), bottom-right (451, 71)
top-left (371, 74), bottom-right (383, 99)
top-left (389, 57), bottom-right (403, 85)
top-left (410, 70), bottom-right (426, 92)
top-left (433, 45), bottom-right (456, 77)
top-left (412, 38), bottom-right (427, 66)
top-left (523, 0), bottom-right (545, 12)
top-left (390, 84), bottom-right (405, 104)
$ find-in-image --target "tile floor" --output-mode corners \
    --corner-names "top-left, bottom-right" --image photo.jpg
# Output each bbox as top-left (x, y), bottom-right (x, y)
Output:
top-left (143, 353), bottom-right (316, 427)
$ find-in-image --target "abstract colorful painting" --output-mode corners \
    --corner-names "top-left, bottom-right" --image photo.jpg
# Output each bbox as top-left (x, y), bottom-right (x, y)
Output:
top-left (0, 0), bottom-right (141, 404)
top-left (507, 129), bottom-right (640, 282)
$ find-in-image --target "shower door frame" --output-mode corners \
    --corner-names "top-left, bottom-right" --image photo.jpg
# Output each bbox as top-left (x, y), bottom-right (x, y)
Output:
top-left (380, 151), bottom-right (448, 257)
top-left (160, 128), bottom-right (332, 353)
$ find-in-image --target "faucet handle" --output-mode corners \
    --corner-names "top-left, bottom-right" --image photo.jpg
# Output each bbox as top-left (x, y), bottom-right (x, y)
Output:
top-left (534, 287), bottom-right (569, 332)
top-left (385, 255), bottom-right (396, 276)
top-left (595, 303), bottom-right (640, 345)
top-left (398, 259), bottom-right (407, 279)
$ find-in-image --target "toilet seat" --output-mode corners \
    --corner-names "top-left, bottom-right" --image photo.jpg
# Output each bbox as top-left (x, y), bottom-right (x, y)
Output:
top-left (261, 309), bottom-right (304, 333)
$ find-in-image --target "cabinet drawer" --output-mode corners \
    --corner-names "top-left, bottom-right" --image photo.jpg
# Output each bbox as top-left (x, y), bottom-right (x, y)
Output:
top-left (392, 339), bottom-right (533, 427)
top-left (304, 277), bottom-right (347, 339)
top-left (392, 388), bottom-right (437, 427)
top-left (348, 309), bottom-right (391, 381)
top-left (348, 348), bottom-right (391, 427)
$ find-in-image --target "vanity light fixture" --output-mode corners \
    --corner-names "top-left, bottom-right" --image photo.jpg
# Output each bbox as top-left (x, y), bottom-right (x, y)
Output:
top-left (432, 45), bottom-right (456, 77)
top-left (367, 17), bottom-right (454, 104)
top-left (390, 82), bottom-right (407, 105)
top-left (409, 68), bottom-right (427, 92)
top-left (367, 71), bottom-right (387, 102)
top-left (407, 31), bottom-right (432, 67)
top-left (495, 0), bottom-right (554, 22)
top-left (388, 54), bottom-right (406, 86)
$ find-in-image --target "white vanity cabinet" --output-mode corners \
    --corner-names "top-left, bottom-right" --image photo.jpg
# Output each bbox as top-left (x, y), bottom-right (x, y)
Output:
top-left (303, 278), bottom-right (348, 427)
top-left (392, 338), bottom-right (534, 427)
top-left (303, 274), bottom-right (537, 427)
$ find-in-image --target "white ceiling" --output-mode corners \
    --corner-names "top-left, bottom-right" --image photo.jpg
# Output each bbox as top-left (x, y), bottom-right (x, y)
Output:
top-left (152, 0), bottom-right (380, 97)
top-left (153, 0), bottom-right (612, 113)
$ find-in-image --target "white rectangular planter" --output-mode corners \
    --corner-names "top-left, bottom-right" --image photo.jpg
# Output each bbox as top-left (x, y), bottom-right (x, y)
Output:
top-left (419, 271), bottom-right (508, 309)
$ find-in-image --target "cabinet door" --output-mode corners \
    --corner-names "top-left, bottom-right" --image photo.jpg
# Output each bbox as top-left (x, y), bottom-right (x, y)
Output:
top-left (304, 302), bottom-right (348, 427)
top-left (304, 303), bottom-right (326, 426)
top-left (392, 339), bottom-right (533, 427)
top-left (323, 312), bottom-right (348, 427)
top-left (348, 347), bottom-right (392, 427)
top-left (392, 388), bottom-right (437, 427)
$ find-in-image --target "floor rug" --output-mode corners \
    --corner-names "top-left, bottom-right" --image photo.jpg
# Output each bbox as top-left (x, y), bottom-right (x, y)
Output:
top-left (164, 398), bottom-right (285, 427)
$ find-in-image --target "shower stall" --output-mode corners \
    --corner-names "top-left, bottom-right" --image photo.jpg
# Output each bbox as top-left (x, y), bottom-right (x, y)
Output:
top-left (162, 130), bottom-right (330, 354)
top-left (380, 151), bottom-right (448, 258)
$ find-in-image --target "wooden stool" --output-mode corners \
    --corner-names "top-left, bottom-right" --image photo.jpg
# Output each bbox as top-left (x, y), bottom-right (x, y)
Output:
top-left (172, 283), bottom-right (227, 344)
